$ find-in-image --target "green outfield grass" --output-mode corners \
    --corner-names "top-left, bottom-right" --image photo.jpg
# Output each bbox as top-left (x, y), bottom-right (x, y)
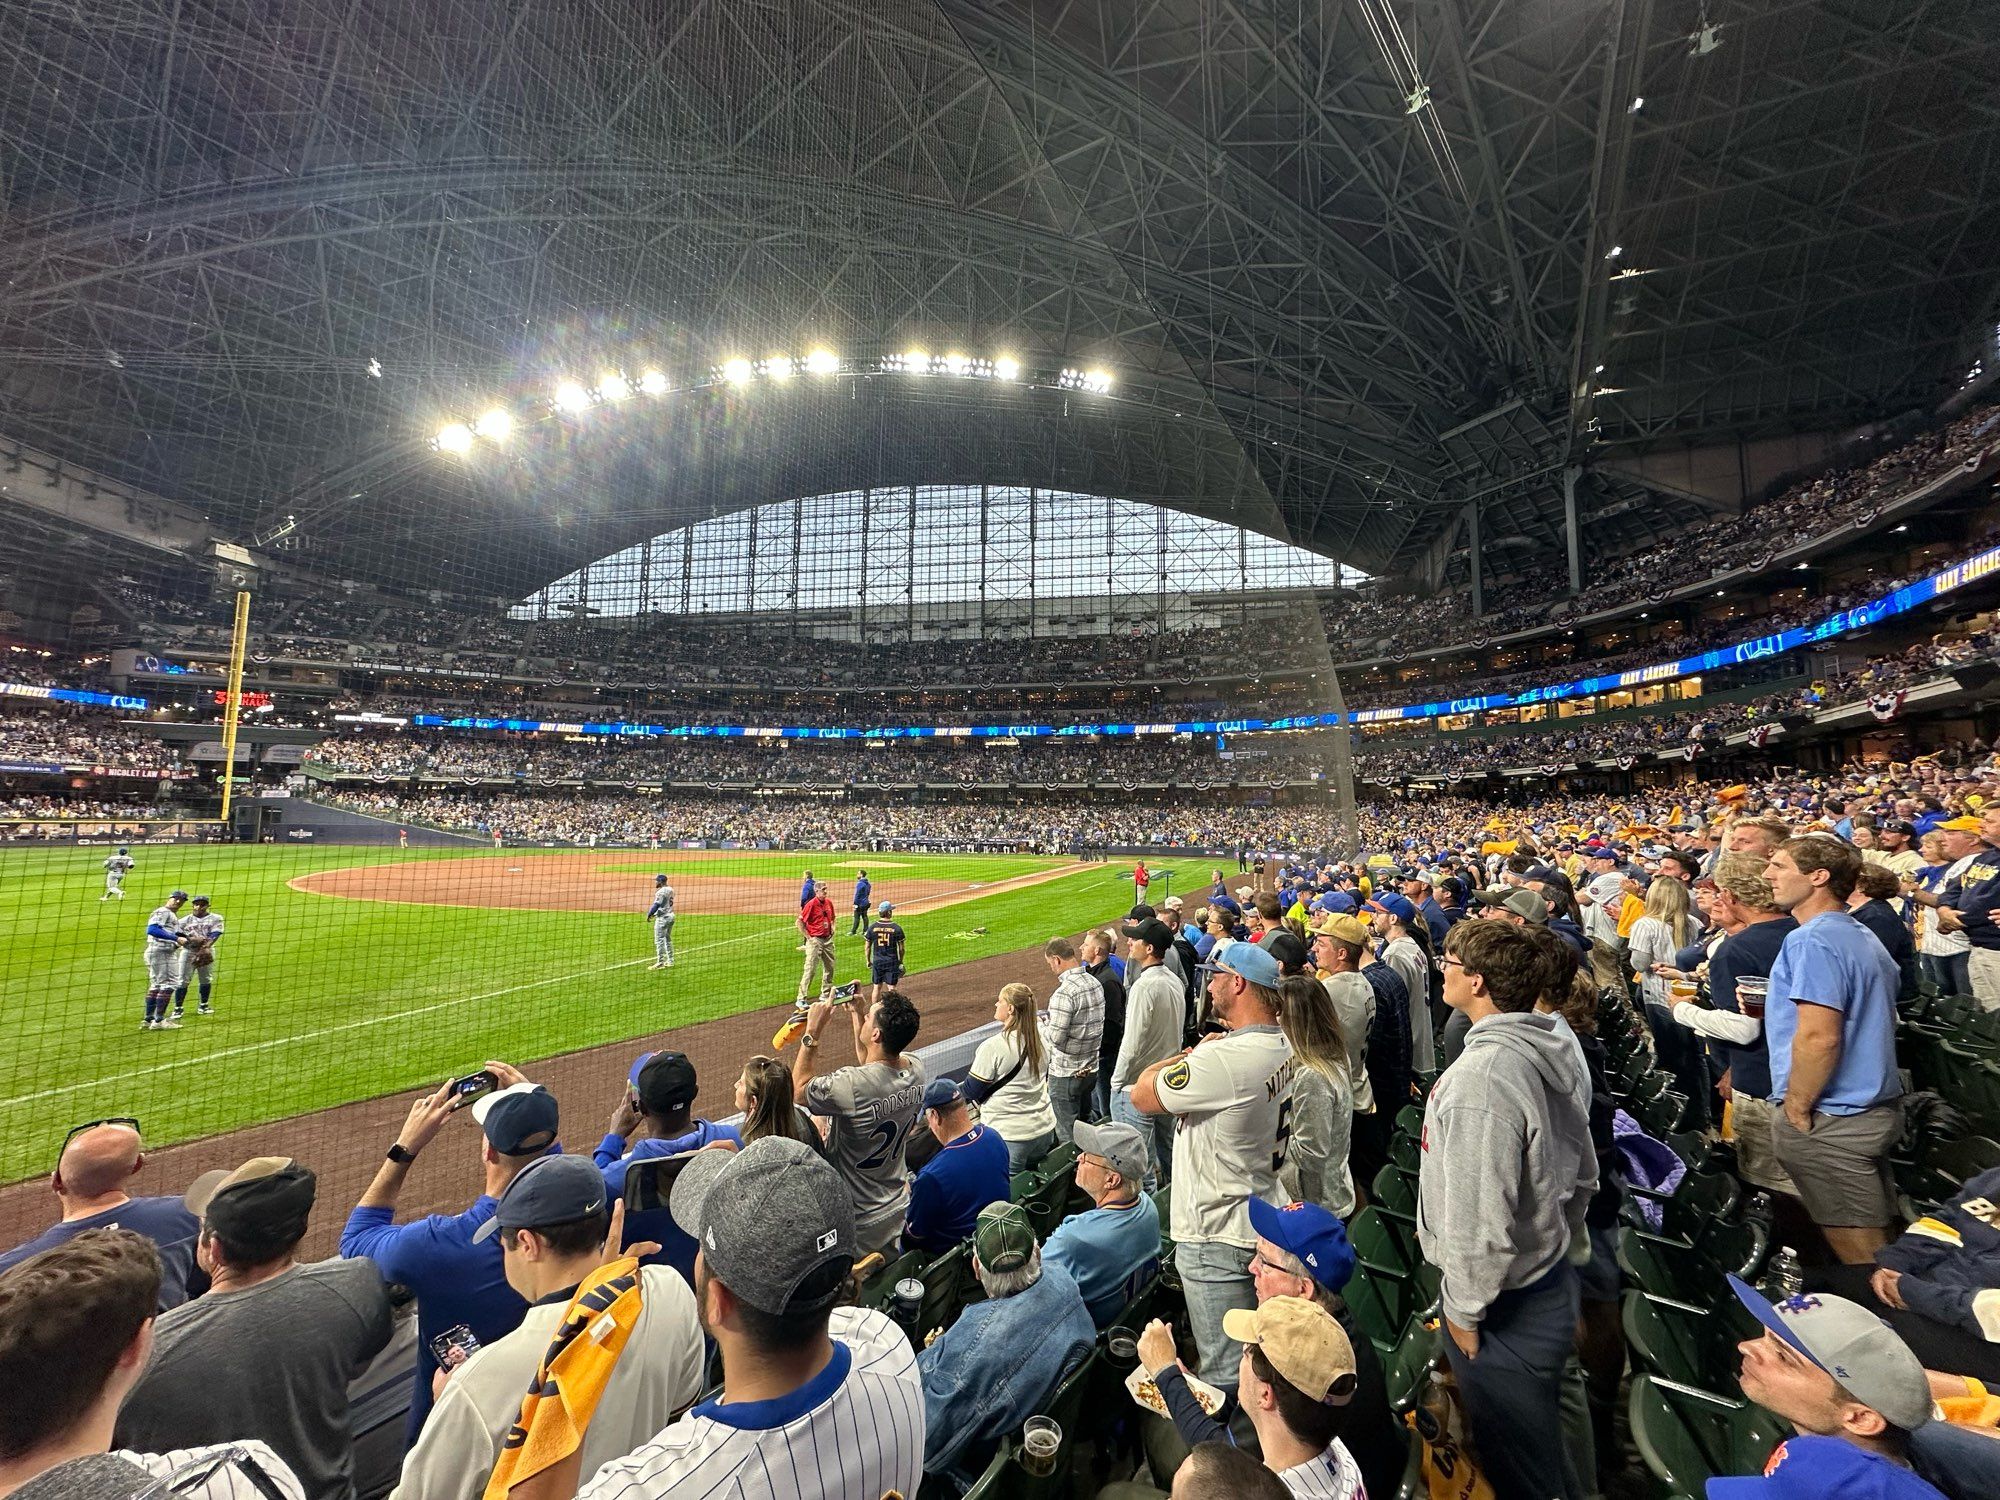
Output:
top-left (0, 844), bottom-right (1221, 1182)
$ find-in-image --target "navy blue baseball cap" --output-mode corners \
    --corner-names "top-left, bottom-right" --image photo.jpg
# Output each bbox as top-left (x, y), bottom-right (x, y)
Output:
top-left (471, 1083), bottom-right (559, 1156)
top-left (923, 1077), bottom-right (966, 1111)
top-left (1248, 1197), bottom-right (1356, 1291)
top-left (473, 1154), bottom-right (607, 1242)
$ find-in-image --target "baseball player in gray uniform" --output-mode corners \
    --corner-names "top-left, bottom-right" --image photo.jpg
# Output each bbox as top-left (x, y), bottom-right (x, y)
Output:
top-left (142, 891), bottom-right (189, 1030)
top-left (172, 895), bottom-right (224, 1019)
top-left (101, 848), bottom-right (134, 900)
top-left (647, 874), bottom-right (675, 968)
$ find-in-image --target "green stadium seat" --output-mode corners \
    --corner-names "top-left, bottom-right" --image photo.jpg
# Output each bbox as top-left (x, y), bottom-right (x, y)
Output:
top-left (1629, 1374), bottom-right (1787, 1495)
top-left (1382, 1319), bottom-right (1443, 1414)
top-left (1389, 1133), bottom-right (1422, 1176)
top-left (1371, 1162), bottom-right (1418, 1221)
top-left (1623, 1167), bottom-right (1742, 1240)
top-left (1350, 1206), bottom-right (1420, 1278)
top-left (1622, 1291), bottom-right (1755, 1390)
top-left (917, 1241), bottom-right (983, 1339)
top-left (1395, 1103), bottom-right (1426, 1140)
top-left (1629, 1090), bottom-right (1691, 1139)
top-left (1618, 1227), bottom-right (1723, 1308)
top-left (1344, 1263), bottom-right (1415, 1353)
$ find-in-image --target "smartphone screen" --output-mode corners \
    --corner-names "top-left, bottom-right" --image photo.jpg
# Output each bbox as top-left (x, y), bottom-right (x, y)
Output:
top-left (451, 1070), bottom-right (497, 1105)
top-left (429, 1324), bottom-right (481, 1369)
top-left (623, 1154), bottom-right (691, 1215)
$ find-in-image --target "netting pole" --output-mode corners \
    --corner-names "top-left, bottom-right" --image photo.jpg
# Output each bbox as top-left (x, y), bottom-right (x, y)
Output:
top-left (217, 589), bottom-right (251, 824)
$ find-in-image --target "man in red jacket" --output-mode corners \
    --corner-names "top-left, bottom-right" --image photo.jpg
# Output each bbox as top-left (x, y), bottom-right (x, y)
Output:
top-left (797, 880), bottom-right (838, 1003)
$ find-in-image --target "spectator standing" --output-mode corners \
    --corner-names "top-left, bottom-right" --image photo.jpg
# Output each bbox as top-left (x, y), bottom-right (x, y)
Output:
top-left (1275, 976), bottom-right (1355, 1220)
top-left (576, 1138), bottom-right (924, 1500)
top-left (1307, 912), bottom-right (1380, 1185)
top-left (1849, 863), bottom-right (1921, 1003)
top-left (1112, 919), bottom-right (1187, 1190)
top-left (862, 901), bottom-right (906, 1005)
top-left (1133, 939), bottom-right (1295, 1390)
top-left (794, 989), bottom-right (926, 1256)
top-left (917, 1203), bottom-right (1095, 1487)
top-left (1085, 932), bottom-right (1128, 1120)
top-left (850, 867), bottom-right (872, 935)
top-left (1668, 853), bottom-right (1798, 1197)
top-left (1366, 893), bottom-right (1434, 1075)
top-left (796, 880), bottom-right (838, 1003)
top-left (966, 983), bottom-right (1059, 1173)
top-left (1042, 937), bottom-right (1105, 1139)
top-left (1869, 819), bottom-right (1925, 883)
top-left (902, 1080), bottom-right (1010, 1253)
top-left (390, 1156), bottom-right (703, 1500)
top-left (1718, 1276), bottom-right (1947, 1500)
top-left (1910, 828), bottom-right (1973, 996)
top-left (116, 1158), bottom-right (394, 1500)
top-left (1763, 836), bottom-right (1905, 1263)
top-left (0, 1120), bottom-right (201, 1311)
top-left (340, 1070), bottom-right (556, 1439)
top-left (1042, 1120), bottom-right (1161, 1327)
top-left (0, 1230), bottom-right (308, 1500)
top-left (1420, 921), bottom-right (1596, 1500)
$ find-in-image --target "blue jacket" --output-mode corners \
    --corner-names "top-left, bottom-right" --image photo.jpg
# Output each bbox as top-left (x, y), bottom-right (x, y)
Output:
top-left (340, 1197), bottom-right (529, 1438)
top-left (918, 1260), bottom-right (1095, 1483)
top-left (1876, 1164), bottom-right (2000, 1343)
top-left (596, 1121), bottom-right (742, 1286)
top-left (854, 876), bottom-right (871, 904)
top-left (903, 1126), bottom-right (1010, 1253)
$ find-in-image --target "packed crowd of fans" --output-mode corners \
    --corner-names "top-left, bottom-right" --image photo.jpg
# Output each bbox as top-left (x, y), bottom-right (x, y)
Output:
top-left (10, 736), bottom-right (2000, 1500)
top-left (1323, 400), bottom-right (2000, 662)
top-left (0, 708), bottom-right (183, 769)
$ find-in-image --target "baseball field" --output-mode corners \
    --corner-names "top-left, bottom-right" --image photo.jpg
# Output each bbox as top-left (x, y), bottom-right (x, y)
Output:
top-left (0, 843), bottom-right (1222, 1185)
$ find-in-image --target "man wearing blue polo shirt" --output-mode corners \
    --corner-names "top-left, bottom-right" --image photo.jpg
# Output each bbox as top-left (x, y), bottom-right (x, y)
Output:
top-left (1763, 836), bottom-right (1903, 1264)
top-left (340, 1065), bottom-right (557, 1438)
top-left (1042, 1120), bottom-right (1160, 1326)
top-left (902, 1079), bottom-right (1009, 1253)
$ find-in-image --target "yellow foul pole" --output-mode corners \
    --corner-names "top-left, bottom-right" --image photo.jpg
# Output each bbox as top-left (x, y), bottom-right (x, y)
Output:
top-left (218, 590), bottom-right (251, 824)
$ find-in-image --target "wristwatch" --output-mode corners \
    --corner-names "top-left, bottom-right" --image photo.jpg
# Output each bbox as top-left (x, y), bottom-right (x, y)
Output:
top-left (387, 1143), bottom-right (417, 1165)
top-left (801, 1033), bottom-right (820, 1049)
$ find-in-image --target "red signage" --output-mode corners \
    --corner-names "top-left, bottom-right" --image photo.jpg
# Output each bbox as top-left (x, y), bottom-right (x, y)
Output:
top-left (212, 690), bottom-right (272, 708)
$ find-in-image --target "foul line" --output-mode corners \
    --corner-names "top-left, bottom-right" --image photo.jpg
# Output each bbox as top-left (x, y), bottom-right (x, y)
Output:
top-left (1, 861), bottom-right (1089, 1112)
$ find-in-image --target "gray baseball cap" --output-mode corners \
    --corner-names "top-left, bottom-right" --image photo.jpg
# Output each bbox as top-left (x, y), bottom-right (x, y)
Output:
top-left (670, 1136), bottom-right (856, 1315)
top-left (1473, 886), bottom-right (1549, 924)
top-left (1073, 1119), bottom-right (1147, 1183)
top-left (472, 1154), bottom-right (608, 1243)
top-left (1727, 1276), bottom-right (1932, 1432)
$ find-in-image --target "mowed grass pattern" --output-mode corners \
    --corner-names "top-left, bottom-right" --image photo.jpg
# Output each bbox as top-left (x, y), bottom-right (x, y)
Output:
top-left (0, 844), bottom-right (1218, 1182)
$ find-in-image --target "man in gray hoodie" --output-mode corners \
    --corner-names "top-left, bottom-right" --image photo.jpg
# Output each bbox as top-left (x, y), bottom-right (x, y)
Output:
top-left (1418, 919), bottom-right (1596, 1500)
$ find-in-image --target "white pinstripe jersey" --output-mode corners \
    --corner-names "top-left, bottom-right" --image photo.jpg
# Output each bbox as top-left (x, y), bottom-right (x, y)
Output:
top-left (1277, 1438), bottom-right (1366, 1500)
top-left (115, 1440), bottom-right (308, 1500)
top-left (578, 1306), bottom-right (924, 1500)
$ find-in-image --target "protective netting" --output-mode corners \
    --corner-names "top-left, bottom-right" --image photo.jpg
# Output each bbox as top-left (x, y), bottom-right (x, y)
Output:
top-left (0, 0), bottom-right (1354, 1254)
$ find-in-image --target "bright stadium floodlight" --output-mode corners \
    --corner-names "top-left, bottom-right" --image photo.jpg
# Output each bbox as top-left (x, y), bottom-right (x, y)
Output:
top-left (903, 349), bottom-right (930, 374)
top-left (598, 371), bottom-right (631, 402)
top-left (944, 352), bottom-right (970, 377)
top-left (764, 355), bottom-right (795, 380)
top-left (433, 421), bottom-right (475, 454)
top-left (994, 355), bottom-right (1021, 381)
top-left (552, 380), bottom-right (593, 414)
top-left (637, 369), bottom-right (670, 396)
top-left (720, 357), bottom-right (755, 385)
top-left (472, 408), bottom-right (513, 443)
top-left (804, 348), bottom-right (840, 375)
top-left (1086, 369), bottom-right (1113, 393)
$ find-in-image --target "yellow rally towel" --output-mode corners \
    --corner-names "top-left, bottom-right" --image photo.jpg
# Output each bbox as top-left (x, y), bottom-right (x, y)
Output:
top-left (483, 1257), bottom-right (645, 1500)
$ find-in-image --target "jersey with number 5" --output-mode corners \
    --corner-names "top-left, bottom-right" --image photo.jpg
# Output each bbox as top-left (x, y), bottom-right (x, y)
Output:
top-left (804, 1059), bottom-right (927, 1233)
top-left (1155, 1024), bottom-right (1296, 1247)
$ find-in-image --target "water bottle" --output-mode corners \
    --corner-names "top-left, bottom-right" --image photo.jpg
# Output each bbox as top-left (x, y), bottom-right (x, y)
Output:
top-left (1744, 1191), bottom-right (1774, 1229)
top-left (1762, 1245), bottom-right (1803, 1299)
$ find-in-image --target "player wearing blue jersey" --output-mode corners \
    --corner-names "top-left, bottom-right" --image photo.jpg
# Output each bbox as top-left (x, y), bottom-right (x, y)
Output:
top-left (140, 892), bottom-right (189, 1030)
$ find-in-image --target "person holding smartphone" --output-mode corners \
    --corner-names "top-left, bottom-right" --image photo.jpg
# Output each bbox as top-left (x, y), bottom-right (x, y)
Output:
top-left (391, 1157), bottom-right (702, 1500)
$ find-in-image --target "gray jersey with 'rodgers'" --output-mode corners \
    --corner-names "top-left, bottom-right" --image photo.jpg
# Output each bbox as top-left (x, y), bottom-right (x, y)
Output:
top-left (577, 1305), bottom-right (923, 1500)
top-left (803, 1058), bottom-right (926, 1233)
top-left (1158, 1023), bottom-right (1296, 1248)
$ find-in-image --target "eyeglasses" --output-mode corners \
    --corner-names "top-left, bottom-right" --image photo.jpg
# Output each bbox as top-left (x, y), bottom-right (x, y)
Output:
top-left (59, 1117), bottom-right (139, 1165)
top-left (1440, 956), bottom-right (1465, 970)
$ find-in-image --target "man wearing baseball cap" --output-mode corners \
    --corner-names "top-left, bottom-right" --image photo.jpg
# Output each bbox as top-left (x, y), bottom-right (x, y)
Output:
top-left (595, 1051), bottom-right (736, 1285)
top-left (579, 1137), bottom-right (925, 1500)
top-left (340, 1064), bottom-right (556, 1437)
top-left (1366, 892), bottom-right (1434, 1073)
top-left (1113, 916), bottom-right (1191, 1190)
top-left (1308, 910), bottom-right (1395, 1184)
top-left (1136, 1296), bottom-right (1365, 1499)
top-left (1133, 938), bottom-right (1295, 1392)
top-left (1716, 1276), bottom-right (1946, 1499)
top-left (395, 1156), bottom-right (703, 1500)
top-left (116, 1158), bottom-right (393, 1500)
top-left (901, 1078), bottom-right (1009, 1254)
top-left (917, 1201), bottom-right (1094, 1486)
top-left (1042, 1120), bottom-right (1161, 1326)
top-left (1904, 806), bottom-right (2000, 1006)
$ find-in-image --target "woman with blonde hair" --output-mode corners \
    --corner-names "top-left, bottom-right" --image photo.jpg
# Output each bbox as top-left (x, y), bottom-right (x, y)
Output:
top-left (1275, 973), bottom-right (1355, 1218)
top-left (965, 981), bottom-right (1059, 1172)
top-left (1627, 874), bottom-right (1692, 1009)
top-left (734, 1055), bottom-right (825, 1155)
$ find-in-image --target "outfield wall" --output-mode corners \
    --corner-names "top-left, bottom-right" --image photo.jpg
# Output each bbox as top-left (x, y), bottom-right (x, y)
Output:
top-left (253, 795), bottom-right (486, 846)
